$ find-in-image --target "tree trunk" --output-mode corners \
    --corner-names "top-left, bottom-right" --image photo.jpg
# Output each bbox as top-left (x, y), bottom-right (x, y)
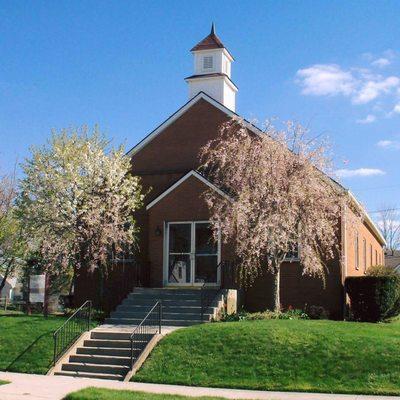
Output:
top-left (0, 260), bottom-right (13, 294)
top-left (272, 267), bottom-right (281, 312)
top-left (43, 274), bottom-right (50, 318)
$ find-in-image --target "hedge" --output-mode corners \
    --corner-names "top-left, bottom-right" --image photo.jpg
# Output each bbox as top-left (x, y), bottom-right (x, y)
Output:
top-left (345, 275), bottom-right (400, 322)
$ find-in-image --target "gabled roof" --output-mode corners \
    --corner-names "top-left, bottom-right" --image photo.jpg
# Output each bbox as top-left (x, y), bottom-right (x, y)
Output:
top-left (146, 170), bottom-right (233, 210)
top-left (127, 91), bottom-right (263, 157)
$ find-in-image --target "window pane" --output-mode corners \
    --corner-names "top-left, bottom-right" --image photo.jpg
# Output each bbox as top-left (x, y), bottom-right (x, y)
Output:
top-left (169, 224), bottom-right (191, 253)
top-left (195, 223), bottom-right (217, 254)
top-left (195, 255), bottom-right (218, 283)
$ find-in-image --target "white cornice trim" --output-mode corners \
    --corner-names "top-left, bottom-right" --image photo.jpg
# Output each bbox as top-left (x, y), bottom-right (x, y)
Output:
top-left (348, 191), bottom-right (386, 246)
top-left (146, 170), bottom-right (233, 210)
top-left (127, 91), bottom-right (263, 157)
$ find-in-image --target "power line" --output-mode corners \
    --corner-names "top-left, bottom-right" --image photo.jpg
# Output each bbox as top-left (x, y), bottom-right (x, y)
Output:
top-left (352, 184), bottom-right (400, 192)
top-left (368, 208), bottom-right (400, 214)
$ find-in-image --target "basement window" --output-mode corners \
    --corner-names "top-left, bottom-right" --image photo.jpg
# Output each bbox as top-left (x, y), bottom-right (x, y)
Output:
top-left (203, 56), bottom-right (213, 70)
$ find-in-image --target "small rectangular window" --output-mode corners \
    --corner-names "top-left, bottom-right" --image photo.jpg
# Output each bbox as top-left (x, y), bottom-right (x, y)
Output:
top-left (355, 234), bottom-right (359, 270)
top-left (203, 56), bottom-right (213, 70)
top-left (375, 250), bottom-right (378, 265)
top-left (370, 244), bottom-right (373, 266)
top-left (363, 239), bottom-right (367, 273)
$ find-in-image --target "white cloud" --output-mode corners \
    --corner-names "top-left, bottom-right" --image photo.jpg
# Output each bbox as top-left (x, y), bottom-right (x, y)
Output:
top-left (377, 140), bottom-right (400, 149)
top-left (295, 57), bottom-right (400, 116)
top-left (352, 76), bottom-right (400, 104)
top-left (356, 114), bottom-right (376, 124)
top-left (335, 168), bottom-right (386, 178)
top-left (393, 103), bottom-right (400, 114)
top-left (295, 64), bottom-right (355, 97)
top-left (371, 57), bottom-right (391, 68)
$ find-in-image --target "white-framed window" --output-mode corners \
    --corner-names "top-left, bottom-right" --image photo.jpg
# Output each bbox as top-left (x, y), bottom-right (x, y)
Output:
top-left (355, 234), bottom-right (359, 270)
top-left (203, 56), bottom-right (213, 70)
top-left (370, 244), bottom-right (373, 266)
top-left (284, 243), bottom-right (300, 262)
top-left (363, 238), bottom-right (367, 273)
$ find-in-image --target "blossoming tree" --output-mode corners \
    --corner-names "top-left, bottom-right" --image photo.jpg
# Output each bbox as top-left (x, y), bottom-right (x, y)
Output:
top-left (201, 119), bottom-right (347, 311)
top-left (0, 172), bottom-right (25, 295)
top-left (16, 126), bottom-right (143, 302)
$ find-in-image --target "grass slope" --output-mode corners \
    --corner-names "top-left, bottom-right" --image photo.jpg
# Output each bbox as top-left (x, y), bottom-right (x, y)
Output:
top-left (64, 388), bottom-right (225, 400)
top-left (0, 314), bottom-right (68, 374)
top-left (134, 319), bottom-right (400, 395)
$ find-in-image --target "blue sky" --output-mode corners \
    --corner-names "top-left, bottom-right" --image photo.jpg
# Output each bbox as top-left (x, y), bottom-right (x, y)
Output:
top-left (1, 0), bottom-right (400, 220)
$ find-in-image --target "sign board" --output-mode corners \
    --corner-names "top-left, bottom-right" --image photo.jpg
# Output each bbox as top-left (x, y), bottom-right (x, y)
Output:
top-left (29, 274), bottom-right (45, 303)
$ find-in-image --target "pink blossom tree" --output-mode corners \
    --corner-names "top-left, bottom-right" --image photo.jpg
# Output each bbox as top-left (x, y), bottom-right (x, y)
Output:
top-left (201, 118), bottom-right (348, 311)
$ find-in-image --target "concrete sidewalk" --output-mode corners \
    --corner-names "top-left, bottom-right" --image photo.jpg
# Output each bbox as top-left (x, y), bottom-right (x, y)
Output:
top-left (0, 371), bottom-right (398, 400)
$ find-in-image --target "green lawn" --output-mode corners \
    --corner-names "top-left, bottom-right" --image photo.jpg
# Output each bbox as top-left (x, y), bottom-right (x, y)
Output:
top-left (0, 380), bottom-right (9, 385)
top-left (64, 388), bottom-right (225, 400)
top-left (0, 314), bottom-right (69, 374)
top-left (134, 319), bottom-right (400, 395)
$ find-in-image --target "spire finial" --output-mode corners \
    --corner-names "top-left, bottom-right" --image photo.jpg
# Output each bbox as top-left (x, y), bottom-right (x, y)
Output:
top-left (211, 22), bottom-right (215, 35)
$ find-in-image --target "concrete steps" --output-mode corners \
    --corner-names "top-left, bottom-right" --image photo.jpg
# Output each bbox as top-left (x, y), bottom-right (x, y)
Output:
top-left (54, 287), bottom-right (224, 381)
top-left (105, 287), bottom-right (222, 327)
top-left (54, 328), bottom-right (146, 381)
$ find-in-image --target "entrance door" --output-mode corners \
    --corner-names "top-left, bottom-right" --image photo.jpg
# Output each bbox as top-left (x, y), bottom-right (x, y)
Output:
top-left (166, 222), bottom-right (220, 286)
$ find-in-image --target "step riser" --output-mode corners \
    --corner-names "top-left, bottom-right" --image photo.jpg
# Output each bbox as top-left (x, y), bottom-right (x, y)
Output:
top-left (84, 340), bottom-right (131, 348)
top-left (132, 289), bottom-right (202, 295)
top-left (91, 331), bottom-right (154, 340)
top-left (116, 305), bottom-right (214, 313)
top-left (105, 318), bottom-right (205, 326)
top-left (110, 312), bottom-right (212, 320)
top-left (69, 355), bottom-right (131, 366)
top-left (128, 294), bottom-right (201, 300)
top-left (121, 299), bottom-right (201, 306)
top-left (76, 347), bottom-right (133, 357)
top-left (62, 363), bottom-right (129, 375)
top-left (54, 371), bottom-right (124, 381)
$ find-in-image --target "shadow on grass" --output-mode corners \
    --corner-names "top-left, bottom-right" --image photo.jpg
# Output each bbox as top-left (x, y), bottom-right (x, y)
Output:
top-left (5, 330), bottom-right (54, 373)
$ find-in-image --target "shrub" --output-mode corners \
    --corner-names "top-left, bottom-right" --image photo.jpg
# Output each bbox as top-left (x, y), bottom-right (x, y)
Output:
top-left (220, 308), bottom-right (309, 322)
top-left (306, 305), bottom-right (330, 319)
top-left (345, 275), bottom-right (400, 322)
top-left (366, 265), bottom-right (398, 277)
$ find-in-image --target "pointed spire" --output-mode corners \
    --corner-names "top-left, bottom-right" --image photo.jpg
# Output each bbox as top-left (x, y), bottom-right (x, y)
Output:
top-left (191, 24), bottom-right (225, 52)
top-left (211, 22), bottom-right (215, 35)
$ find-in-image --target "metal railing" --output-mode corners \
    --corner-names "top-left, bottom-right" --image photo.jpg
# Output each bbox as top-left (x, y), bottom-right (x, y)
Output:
top-left (130, 300), bottom-right (162, 368)
top-left (200, 261), bottom-right (239, 322)
top-left (53, 300), bottom-right (92, 365)
top-left (200, 261), bottom-right (224, 322)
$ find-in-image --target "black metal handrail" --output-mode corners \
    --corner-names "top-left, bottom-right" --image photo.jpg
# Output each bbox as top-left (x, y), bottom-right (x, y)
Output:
top-left (53, 300), bottom-right (92, 365)
top-left (200, 261), bottom-right (239, 321)
top-left (130, 300), bottom-right (162, 368)
top-left (200, 261), bottom-right (224, 322)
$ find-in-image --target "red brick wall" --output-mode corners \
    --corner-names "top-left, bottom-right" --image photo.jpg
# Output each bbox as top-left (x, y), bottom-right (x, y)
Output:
top-left (74, 97), bottom-right (353, 318)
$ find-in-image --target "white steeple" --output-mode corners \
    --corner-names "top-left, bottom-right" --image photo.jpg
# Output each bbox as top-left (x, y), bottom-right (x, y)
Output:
top-left (185, 24), bottom-right (238, 111)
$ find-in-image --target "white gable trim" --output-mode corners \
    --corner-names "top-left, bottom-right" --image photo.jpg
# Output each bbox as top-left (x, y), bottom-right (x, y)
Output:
top-left (146, 170), bottom-right (233, 210)
top-left (348, 191), bottom-right (386, 246)
top-left (127, 92), bottom-right (263, 157)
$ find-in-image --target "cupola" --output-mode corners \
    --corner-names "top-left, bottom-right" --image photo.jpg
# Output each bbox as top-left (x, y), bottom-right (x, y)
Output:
top-left (185, 24), bottom-right (238, 111)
